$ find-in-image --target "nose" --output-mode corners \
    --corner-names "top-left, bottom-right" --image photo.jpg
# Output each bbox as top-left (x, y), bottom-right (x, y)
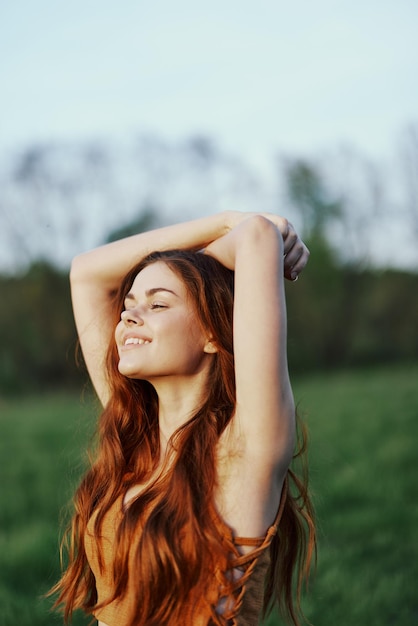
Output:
top-left (121, 309), bottom-right (144, 325)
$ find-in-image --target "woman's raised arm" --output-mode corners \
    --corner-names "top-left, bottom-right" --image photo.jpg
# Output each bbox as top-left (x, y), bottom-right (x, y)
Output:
top-left (70, 211), bottom-right (245, 405)
top-left (205, 216), bottom-right (309, 530)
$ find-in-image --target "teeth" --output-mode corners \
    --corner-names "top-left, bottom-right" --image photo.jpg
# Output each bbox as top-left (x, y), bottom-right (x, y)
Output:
top-left (124, 337), bottom-right (150, 346)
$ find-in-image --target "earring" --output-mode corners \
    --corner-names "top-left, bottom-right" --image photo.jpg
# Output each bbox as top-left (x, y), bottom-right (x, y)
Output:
top-left (204, 341), bottom-right (217, 354)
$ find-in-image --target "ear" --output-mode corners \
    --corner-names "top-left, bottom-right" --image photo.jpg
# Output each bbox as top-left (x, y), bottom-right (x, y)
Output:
top-left (203, 339), bottom-right (218, 354)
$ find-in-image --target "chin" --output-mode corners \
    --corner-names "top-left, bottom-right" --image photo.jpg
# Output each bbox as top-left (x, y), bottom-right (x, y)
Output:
top-left (118, 362), bottom-right (139, 378)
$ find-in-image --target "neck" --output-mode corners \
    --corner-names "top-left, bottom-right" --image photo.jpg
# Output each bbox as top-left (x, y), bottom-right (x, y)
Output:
top-left (150, 373), bottom-right (208, 451)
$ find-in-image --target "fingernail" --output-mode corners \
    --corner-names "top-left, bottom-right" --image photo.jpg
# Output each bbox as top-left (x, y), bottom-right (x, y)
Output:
top-left (291, 272), bottom-right (298, 281)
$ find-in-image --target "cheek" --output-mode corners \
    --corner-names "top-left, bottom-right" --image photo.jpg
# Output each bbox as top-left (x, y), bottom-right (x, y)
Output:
top-left (184, 321), bottom-right (207, 352)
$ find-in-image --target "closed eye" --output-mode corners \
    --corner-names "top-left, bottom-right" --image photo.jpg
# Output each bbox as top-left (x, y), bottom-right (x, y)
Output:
top-left (150, 302), bottom-right (167, 310)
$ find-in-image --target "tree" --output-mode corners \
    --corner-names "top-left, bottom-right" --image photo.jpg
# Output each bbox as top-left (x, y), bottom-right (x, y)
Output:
top-left (0, 262), bottom-right (81, 393)
top-left (282, 158), bottom-right (342, 241)
top-left (0, 136), bottom-right (265, 274)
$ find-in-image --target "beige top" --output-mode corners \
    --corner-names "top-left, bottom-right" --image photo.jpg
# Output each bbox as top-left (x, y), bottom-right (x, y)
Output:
top-left (85, 482), bottom-right (287, 626)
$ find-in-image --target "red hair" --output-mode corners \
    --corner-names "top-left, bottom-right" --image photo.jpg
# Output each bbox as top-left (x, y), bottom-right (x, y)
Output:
top-left (51, 250), bottom-right (316, 625)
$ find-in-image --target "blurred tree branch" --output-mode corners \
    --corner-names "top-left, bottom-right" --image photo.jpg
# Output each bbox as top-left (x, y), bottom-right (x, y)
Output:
top-left (0, 127), bottom-right (417, 274)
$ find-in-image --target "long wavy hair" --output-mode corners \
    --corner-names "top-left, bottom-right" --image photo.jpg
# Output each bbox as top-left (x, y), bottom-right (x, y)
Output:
top-left (51, 249), bottom-right (316, 625)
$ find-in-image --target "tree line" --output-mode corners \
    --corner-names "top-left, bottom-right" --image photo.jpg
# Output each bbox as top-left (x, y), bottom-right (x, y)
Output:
top-left (1, 128), bottom-right (417, 274)
top-left (0, 236), bottom-right (417, 395)
top-left (0, 131), bottom-right (417, 394)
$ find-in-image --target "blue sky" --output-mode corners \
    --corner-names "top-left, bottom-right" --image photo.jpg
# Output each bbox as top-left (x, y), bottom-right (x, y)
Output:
top-left (1, 0), bottom-right (417, 163)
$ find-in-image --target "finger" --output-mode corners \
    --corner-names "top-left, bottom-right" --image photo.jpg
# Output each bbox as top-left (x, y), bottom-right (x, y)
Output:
top-left (284, 244), bottom-right (310, 281)
top-left (282, 229), bottom-right (299, 256)
top-left (283, 234), bottom-right (305, 266)
top-left (270, 216), bottom-right (291, 241)
top-left (280, 220), bottom-right (305, 256)
top-left (283, 250), bottom-right (303, 280)
top-left (288, 248), bottom-right (310, 280)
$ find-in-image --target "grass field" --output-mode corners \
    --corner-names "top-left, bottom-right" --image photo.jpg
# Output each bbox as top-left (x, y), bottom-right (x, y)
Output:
top-left (0, 364), bottom-right (417, 626)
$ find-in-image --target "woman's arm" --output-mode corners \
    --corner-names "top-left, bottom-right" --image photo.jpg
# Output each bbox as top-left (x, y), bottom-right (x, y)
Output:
top-left (205, 216), bottom-right (308, 530)
top-left (70, 211), bottom-right (251, 405)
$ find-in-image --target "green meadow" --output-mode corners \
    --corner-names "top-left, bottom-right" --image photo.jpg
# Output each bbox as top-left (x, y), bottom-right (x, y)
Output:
top-left (1, 365), bottom-right (417, 626)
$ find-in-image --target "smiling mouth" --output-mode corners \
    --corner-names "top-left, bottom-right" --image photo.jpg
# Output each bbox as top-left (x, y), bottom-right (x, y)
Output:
top-left (124, 337), bottom-right (151, 346)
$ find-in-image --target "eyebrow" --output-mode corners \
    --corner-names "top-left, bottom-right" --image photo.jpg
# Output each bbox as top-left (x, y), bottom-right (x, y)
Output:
top-left (124, 287), bottom-right (179, 302)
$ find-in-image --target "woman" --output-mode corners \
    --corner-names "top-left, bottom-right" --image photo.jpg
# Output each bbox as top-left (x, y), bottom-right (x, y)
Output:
top-left (52, 211), bottom-right (315, 625)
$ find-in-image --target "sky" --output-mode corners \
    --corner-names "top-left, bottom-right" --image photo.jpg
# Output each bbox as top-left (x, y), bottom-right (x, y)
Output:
top-left (1, 0), bottom-right (417, 164)
top-left (0, 1), bottom-right (417, 271)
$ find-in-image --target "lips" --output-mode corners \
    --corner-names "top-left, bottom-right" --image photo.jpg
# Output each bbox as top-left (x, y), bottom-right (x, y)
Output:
top-left (122, 333), bottom-right (151, 347)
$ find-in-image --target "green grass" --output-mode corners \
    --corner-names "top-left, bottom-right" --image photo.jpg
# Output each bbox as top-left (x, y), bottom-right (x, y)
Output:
top-left (0, 392), bottom-right (95, 626)
top-left (1, 365), bottom-right (417, 625)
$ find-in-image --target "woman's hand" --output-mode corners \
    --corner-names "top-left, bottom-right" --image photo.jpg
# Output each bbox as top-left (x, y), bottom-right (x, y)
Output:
top-left (222, 211), bottom-right (309, 281)
top-left (279, 218), bottom-right (310, 281)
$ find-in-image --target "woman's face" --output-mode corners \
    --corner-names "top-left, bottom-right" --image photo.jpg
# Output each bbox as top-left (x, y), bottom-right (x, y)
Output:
top-left (115, 262), bottom-right (215, 382)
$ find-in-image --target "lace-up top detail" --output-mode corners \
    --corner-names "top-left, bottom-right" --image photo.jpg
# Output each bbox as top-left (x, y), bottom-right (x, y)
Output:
top-left (85, 480), bottom-right (287, 626)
